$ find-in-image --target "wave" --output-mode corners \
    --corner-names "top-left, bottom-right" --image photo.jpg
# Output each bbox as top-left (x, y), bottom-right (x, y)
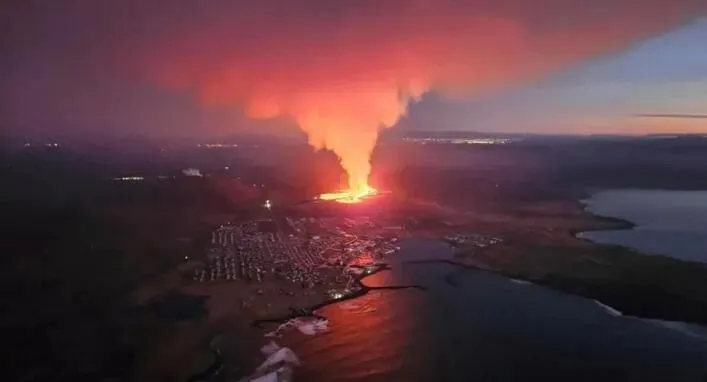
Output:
top-left (266, 317), bottom-right (330, 338)
top-left (593, 300), bottom-right (623, 316)
top-left (239, 341), bottom-right (299, 382)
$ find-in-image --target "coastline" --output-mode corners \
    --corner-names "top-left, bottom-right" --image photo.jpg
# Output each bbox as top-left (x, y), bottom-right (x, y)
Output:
top-left (204, 263), bottom-right (427, 380)
top-left (251, 264), bottom-right (425, 329)
top-left (409, 255), bottom-right (707, 326)
top-left (568, 194), bottom-right (635, 238)
top-left (181, 193), bottom-right (707, 381)
top-left (244, 194), bottom-right (707, 330)
top-left (436, 195), bottom-right (707, 326)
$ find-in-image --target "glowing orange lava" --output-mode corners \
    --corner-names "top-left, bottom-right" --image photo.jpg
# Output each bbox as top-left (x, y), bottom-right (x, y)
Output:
top-left (318, 184), bottom-right (378, 204)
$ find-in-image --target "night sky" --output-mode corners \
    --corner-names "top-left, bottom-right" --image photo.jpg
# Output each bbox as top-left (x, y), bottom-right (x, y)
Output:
top-left (2, 0), bottom-right (706, 138)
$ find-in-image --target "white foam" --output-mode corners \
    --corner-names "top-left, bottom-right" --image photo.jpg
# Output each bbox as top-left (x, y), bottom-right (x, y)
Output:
top-left (257, 347), bottom-right (300, 370)
top-left (260, 341), bottom-right (281, 355)
top-left (267, 320), bottom-right (297, 337)
top-left (242, 341), bottom-right (299, 382)
top-left (265, 317), bottom-right (329, 338)
top-left (593, 300), bottom-right (623, 316)
top-left (510, 278), bottom-right (532, 285)
top-left (293, 317), bottom-right (329, 335)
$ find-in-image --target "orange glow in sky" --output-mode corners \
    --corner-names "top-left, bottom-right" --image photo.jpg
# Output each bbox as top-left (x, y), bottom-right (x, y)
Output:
top-left (133, 0), bottom-right (705, 175)
top-left (2, 1), bottom-right (706, 140)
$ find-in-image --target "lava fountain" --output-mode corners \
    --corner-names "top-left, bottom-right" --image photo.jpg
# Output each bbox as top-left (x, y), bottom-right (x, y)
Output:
top-left (318, 184), bottom-right (378, 204)
top-left (287, 85), bottom-right (422, 204)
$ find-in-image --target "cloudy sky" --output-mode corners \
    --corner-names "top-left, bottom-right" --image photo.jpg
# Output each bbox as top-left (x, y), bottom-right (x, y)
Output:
top-left (404, 18), bottom-right (707, 134)
top-left (2, 0), bottom-right (706, 139)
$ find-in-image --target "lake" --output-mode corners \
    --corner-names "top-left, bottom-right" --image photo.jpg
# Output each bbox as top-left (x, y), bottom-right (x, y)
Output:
top-left (578, 189), bottom-right (707, 263)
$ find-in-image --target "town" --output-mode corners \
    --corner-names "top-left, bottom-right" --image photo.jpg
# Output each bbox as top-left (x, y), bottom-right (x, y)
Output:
top-left (189, 215), bottom-right (402, 300)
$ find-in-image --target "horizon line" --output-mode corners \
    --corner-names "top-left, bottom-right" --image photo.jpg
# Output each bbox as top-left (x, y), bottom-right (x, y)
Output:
top-left (635, 113), bottom-right (707, 119)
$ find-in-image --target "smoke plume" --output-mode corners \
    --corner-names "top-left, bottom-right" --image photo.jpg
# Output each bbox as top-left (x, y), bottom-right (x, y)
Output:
top-left (132, 0), bottom-right (703, 191)
top-left (3, 0), bottom-right (706, 190)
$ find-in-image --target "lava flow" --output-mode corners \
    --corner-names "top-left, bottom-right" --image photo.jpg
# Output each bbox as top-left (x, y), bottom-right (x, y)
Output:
top-left (318, 185), bottom-right (378, 204)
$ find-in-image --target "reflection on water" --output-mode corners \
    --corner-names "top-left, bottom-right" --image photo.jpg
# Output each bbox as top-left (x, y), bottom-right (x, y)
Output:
top-left (278, 238), bottom-right (707, 381)
top-left (580, 189), bottom-right (707, 262)
top-left (286, 290), bottom-right (432, 381)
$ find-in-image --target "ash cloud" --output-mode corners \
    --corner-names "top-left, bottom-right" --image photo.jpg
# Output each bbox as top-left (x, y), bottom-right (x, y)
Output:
top-left (2, 0), bottom-right (706, 187)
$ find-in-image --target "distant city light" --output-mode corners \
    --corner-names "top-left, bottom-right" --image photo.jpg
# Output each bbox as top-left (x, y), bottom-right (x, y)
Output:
top-left (402, 137), bottom-right (512, 145)
top-left (264, 199), bottom-right (272, 210)
top-left (113, 176), bottom-right (144, 181)
top-left (182, 168), bottom-right (203, 177)
top-left (197, 143), bottom-right (240, 148)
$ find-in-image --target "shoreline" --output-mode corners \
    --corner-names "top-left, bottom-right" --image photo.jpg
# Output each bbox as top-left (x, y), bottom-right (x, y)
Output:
top-left (406, 258), bottom-right (707, 326)
top-left (186, 192), bottom-right (707, 380)
top-left (571, 193), bottom-right (707, 265)
top-left (186, 222), bottom-right (707, 380)
top-left (403, 194), bottom-right (707, 325)
top-left (568, 196), bottom-right (636, 238)
top-left (251, 264), bottom-right (425, 329)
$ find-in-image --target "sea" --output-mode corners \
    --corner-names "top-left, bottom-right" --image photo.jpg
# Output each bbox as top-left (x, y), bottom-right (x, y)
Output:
top-left (578, 189), bottom-right (707, 263)
top-left (268, 237), bottom-right (707, 382)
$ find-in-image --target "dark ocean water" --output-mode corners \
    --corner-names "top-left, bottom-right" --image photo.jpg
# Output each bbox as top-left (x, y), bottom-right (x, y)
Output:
top-left (275, 238), bottom-right (707, 382)
top-left (579, 189), bottom-right (707, 263)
